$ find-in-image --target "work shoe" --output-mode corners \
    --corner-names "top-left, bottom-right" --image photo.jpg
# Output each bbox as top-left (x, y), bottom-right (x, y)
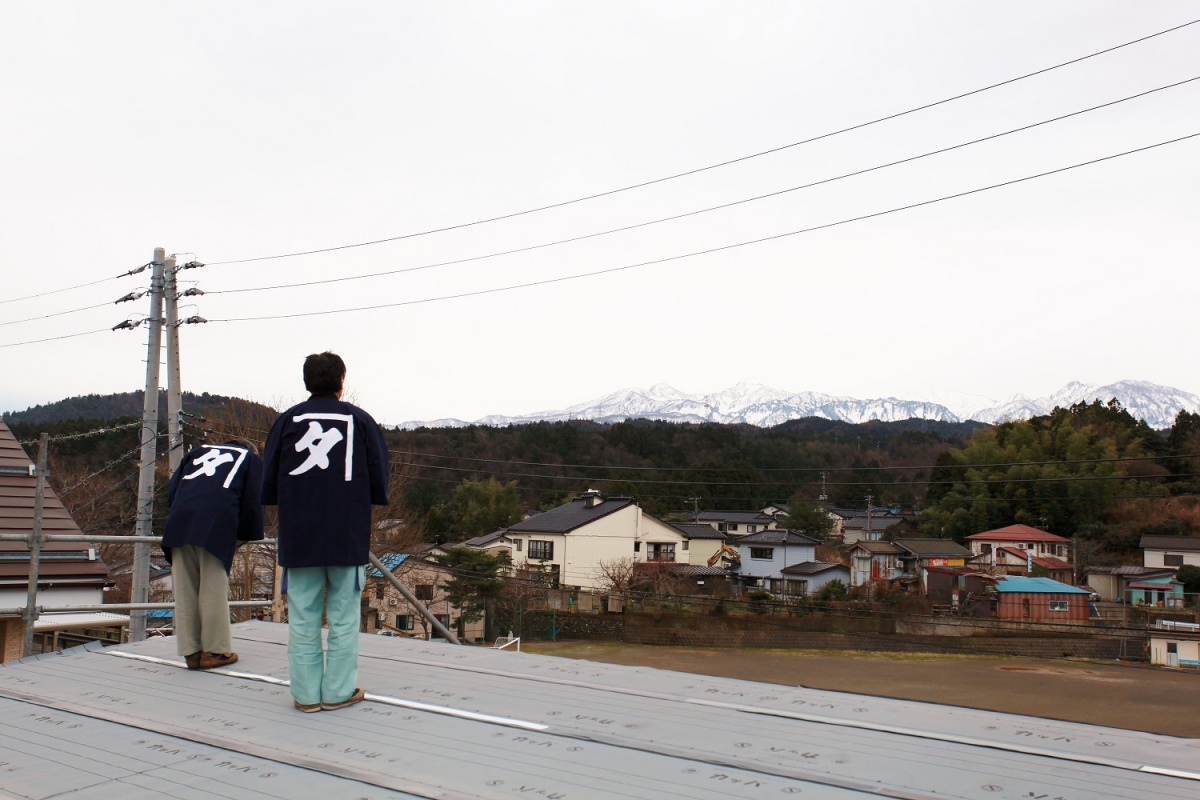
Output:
top-left (197, 652), bottom-right (238, 670)
top-left (184, 653), bottom-right (203, 670)
top-left (294, 699), bottom-right (322, 713)
top-left (320, 687), bottom-right (365, 711)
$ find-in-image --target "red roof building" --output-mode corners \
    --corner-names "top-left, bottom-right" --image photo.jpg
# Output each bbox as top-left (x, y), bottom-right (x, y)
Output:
top-left (966, 524), bottom-right (1071, 564)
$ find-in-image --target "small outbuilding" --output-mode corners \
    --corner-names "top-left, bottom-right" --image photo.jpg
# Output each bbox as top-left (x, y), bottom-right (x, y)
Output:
top-left (993, 576), bottom-right (1090, 623)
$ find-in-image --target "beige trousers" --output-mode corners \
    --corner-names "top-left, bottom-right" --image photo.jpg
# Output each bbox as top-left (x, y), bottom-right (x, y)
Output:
top-left (171, 545), bottom-right (233, 656)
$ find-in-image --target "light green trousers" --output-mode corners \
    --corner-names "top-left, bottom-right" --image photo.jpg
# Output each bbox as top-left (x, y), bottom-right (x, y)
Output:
top-left (171, 545), bottom-right (233, 657)
top-left (285, 565), bottom-right (364, 706)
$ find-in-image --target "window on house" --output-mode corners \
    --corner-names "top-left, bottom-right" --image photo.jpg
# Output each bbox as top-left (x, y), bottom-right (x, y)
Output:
top-left (750, 547), bottom-right (774, 560)
top-left (747, 525), bottom-right (757, 533)
top-left (435, 614), bottom-right (450, 629)
top-left (633, 542), bottom-right (641, 553)
top-left (718, 523), bottom-right (729, 532)
top-left (396, 614), bottom-right (414, 630)
top-left (1048, 600), bottom-right (1069, 612)
top-left (1164, 554), bottom-right (1183, 567)
top-left (528, 540), bottom-right (554, 560)
top-left (416, 584), bottom-right (434, 601)
top-left (682, 541), bottom-right (689, 551)
top-left (648, 543), bottom-right (675, 561)
top-left (728, 523), bottom-right (738, 531)
top-left (514, 539), bottom-right (522, 552)
top-left (374, 584), bottom-right (385, 600)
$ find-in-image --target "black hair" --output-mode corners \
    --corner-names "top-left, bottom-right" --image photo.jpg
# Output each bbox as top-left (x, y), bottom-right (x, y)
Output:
top-left (303, 351), bottom-right (346, 396)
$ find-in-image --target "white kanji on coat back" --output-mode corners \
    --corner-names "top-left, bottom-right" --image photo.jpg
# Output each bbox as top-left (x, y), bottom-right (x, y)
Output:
top-left (182, 445), bottom-right (249, 488)
top-left (289, 413), bottom-right (356, 481)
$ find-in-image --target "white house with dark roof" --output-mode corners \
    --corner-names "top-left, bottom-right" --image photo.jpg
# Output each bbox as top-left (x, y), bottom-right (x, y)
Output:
top-left (840, 513), bottom-right (900, 545)
top-left (1141, 534), bottom-right (1200, 569)
top-left (672, 522), bottom-right (730, 568)
top-left (505, 491), bottom-right (686, 590)
top-left (688, 509), bottom-right (777, 536)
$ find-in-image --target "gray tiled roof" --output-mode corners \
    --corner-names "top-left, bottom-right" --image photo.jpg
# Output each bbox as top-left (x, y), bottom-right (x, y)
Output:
top-left (1140, 534), bottom-right (1200, 551)
top-left (737, 529), bottom-right (819, 546)
top-left (780, 561), bottom-right (847, 576)
top-left (893, 538), bottom-right (972, 557)
top-left (843, 515), bottom-right (899, 532)
top-left (674, 523), bottom-right (728, 540)
top-left (508, 496), bottom-right (634, 534)
top-left (691, 510), bottom-right (774, 524)
top-left (849, 541), bottom-right (904, 555)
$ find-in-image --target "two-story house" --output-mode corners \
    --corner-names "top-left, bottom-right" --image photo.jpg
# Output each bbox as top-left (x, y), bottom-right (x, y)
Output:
top-left (966, 524), bottom-right (1071, 563)
top-left (893, 538), bottom-right (974, 592)
top-left (688, 510), bottom-right (777, 537)
top-left (732, 530), bottom-right (845, 596)
top-left (847, 541), bottom-right (904, 587)
top-left (363, 552), bottom-right (483, 641)
top-left (506, 492), bottom-right (686, 591)
top-left (1141, 534), bottom-right (1200, 570)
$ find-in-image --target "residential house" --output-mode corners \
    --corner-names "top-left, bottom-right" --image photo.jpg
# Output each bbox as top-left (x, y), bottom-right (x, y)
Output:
top-left (991, 576), bottom-right (1091, 623)
top-left (672, 523), bottom-right (730, 568)
top-left (892, 538), bottom-right (974, 592)
top-left (847, 541), bottom-right (904, 588)
top-left (731, 529), bottom-right (827, 595)
top-left (840, 513), bottom-right (900, 546)
top-left (506, 492), bottom-right (686, 591)
top-left (1, 423), bottom-right (118, 660)
top-left (1140, 534), bottom-right (1200, 569)
top-left (363, 552), bottom-right (483, 641)
top-left (1084, 566), bottom-right (1179, 603)
top-left (966, 524), bottom-right (1071, 563)
top-left (925, 567), bottom-right (991, 608)
top-left (992, 547), bottom-right (1073, 584)
top-left (460, 529), bottom-right (516, 561)
top-left (1126, 573), bottom-right (1185, 608)
top-left (688, 510), bottom-right (777, 537)
top-left (777, 561), bottom-right (850, 597)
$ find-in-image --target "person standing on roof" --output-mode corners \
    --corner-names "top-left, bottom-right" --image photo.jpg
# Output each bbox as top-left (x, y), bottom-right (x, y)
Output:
top-left (162, 439), bottom-right (264, 670)
top-left (262, 351), bottom-right (389, 712)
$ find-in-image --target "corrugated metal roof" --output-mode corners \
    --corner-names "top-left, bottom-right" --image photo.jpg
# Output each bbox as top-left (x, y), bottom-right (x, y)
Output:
top-left (1, 621), bottom-right (1198, 798)
top-left (996, 576), bottom-right (1090, 594)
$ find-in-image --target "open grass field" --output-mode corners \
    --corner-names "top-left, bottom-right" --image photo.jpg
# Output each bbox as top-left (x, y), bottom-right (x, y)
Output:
top-left (519, 640), bottom-right (1200, 738)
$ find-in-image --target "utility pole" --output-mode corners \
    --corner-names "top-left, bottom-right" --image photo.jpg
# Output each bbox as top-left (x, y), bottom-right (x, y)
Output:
top-left (129, 248), bottom-right (166, 642)
top-left (21, 433), bottom-right (49, 658)
top-left (164, 255), bottom-right (183, 474)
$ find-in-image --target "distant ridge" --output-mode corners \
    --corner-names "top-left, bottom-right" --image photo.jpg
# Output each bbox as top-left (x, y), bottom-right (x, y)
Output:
top-left (1, 391), bottom-right (270, 424)
top-left (398, 379), bottom-right (1199, 431)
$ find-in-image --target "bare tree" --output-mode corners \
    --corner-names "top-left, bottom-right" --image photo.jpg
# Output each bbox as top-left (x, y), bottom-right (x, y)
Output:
top-left (595, 557), bottom-right (637, 594)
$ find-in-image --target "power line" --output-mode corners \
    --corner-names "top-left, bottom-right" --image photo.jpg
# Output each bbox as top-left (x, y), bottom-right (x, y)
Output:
top-left (0, 262), bottom-right (151, 308)
top-left (210, 75), bottom-right (1200, 298)
top-left (205, 18), bottom-right (1200, 268)
top-left (0, 327), bottom-right (114, 350)
top-left (0, 301), bottom-right (114, 328)
top-left (210, 131), bottom-right (1200, 323)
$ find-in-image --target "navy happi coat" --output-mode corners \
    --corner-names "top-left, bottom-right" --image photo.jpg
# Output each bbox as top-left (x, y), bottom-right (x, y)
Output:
top-left (162, 442), bottom-right (265, 572)
top-left (261, 395), bottom-right (389, 568)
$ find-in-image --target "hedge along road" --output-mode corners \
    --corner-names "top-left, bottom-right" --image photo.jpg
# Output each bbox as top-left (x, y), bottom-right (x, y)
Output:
top-left (518, 641), bottom-right (1200, 738)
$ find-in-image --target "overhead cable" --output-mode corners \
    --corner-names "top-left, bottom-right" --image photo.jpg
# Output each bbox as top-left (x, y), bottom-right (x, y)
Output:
top-left (0, 262), bottom-right (152, 308)
top-left (210, 131), bottom-right (1200, 323)
top-left (211, 75), bottom-right (1200, 297)
top-left (205, 18), bottom-right (1200, 267)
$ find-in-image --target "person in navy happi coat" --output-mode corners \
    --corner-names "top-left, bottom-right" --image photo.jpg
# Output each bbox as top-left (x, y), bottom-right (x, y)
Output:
top-left (262, 351), bottom-right (389, 711)
top-left (161, 440), bottom-right (264, 670)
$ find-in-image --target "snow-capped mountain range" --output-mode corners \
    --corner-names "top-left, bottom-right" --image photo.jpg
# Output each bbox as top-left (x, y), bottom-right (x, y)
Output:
top-left (399, 380), bottom-right (1200, 431)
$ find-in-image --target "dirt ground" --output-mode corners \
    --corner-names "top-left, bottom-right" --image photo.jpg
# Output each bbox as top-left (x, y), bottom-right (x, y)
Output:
top-left (519, 641), bottom-right (1200, 738)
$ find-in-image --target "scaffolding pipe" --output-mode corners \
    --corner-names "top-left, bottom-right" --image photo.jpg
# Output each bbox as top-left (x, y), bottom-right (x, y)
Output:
top-left (0, 534), bottom-right (278, 545)
top-left (367, 552), bottom-right (462, 645)
top-left (1, 600), bottom-right (272, 616)
top-left (21, 433), bottom-right (49, 658)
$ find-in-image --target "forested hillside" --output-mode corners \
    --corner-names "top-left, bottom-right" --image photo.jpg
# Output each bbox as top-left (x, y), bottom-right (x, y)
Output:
top-left (3, 391), bottom-right (261, 424)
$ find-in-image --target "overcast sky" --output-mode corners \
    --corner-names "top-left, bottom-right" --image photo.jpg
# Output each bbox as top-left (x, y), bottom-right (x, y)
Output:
top-left (3, 2), bottom-right (1198, 427)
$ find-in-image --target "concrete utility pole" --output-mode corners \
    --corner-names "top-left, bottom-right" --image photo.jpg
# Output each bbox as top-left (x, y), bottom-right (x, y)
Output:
top-left (164, 255), bottom-right (183, 474)
top-left (21, 433), bottom-right (49, 658)
top-left (129, 248), bottom-right (166, 642)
